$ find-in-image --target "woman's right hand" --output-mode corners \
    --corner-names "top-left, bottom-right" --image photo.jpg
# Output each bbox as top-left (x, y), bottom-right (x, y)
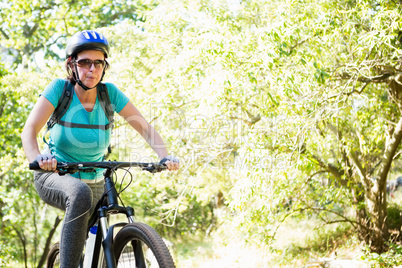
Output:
top-left (34, 154), bottom-right (57, 171)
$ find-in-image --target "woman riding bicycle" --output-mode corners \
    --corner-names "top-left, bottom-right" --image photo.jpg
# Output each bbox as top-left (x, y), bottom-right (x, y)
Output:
top-left (21, 30), bottom-right (179, 268)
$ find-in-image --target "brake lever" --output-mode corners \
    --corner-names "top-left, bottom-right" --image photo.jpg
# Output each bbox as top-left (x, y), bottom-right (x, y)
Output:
top-left (143, 166), bottom-right (157, 173)
top-left (142, 164), bottom-right (167, 173)
top-left (58, 168), bottom-right (80, 176)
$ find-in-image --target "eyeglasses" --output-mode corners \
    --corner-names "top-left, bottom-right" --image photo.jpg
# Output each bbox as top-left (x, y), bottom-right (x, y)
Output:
top-left (74, 59), bottom-right (106, 69)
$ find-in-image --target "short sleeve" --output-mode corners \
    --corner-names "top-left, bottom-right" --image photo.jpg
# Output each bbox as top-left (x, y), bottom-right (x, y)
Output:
top-left (104, 82), bottom-right (130, 113)
top-left (40, 79), bottom-right (66, 108)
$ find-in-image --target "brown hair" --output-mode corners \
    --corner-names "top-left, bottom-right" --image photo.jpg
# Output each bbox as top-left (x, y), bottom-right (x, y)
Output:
top-left (65, 57), bottom-right (76, 84)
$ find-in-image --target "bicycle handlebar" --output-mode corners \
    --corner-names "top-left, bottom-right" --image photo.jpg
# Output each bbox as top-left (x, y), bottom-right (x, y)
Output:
top-left (29, 161), bottom-right (167, 174)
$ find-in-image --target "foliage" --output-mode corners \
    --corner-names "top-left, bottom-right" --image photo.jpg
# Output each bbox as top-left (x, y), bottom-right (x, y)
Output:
top-left (3, 0), bottom-right (402, 266)
top-left (288, 224), bottom-right (352, 257)
top-left (117, 170), bottom-right (215, 239)
top-left (0, 0), bottom-right (156, 67)
top-left (0, 0), bottom-right (156, 265)
top-left (386, 202), bottom-right (402, 231)
top-left (0, 70), bottom-right (58, 266)
top-left (100, 0), bottom-right (402, 253)
top-left (274, 222), bottom-right (354, 266)
top-left (362, 243), bottom-right (402, 268)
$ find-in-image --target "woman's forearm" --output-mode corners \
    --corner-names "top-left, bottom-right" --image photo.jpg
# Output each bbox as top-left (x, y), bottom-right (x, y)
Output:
top-left (21, 96), bottom-right (55, 162)
top-left (143, 124), bottom-right (169, 159)
top-left (119, 102), bottom-right (170, 159)
top-left (21, 127), bottom-right (41, 162)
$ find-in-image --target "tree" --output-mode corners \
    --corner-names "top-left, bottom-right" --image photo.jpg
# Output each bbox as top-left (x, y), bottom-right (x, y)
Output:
top-left (211, 0), bottom-right (402, 253)
top-left (3, 0), bottom-right (402, 265)
top-left (101, 0), bottom-right (402, 253)
top-left (248, 0), bottom-right (402, 252)
top-left (0, 0), bottom-right (155, 67)
top-left (0, 1), bottom-right (157, 266)
top-left (0, 66), bottom-right (67, 267)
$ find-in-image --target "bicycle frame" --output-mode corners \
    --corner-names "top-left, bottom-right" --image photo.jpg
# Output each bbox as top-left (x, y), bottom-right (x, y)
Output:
top-left (82, 168), bottom-right (145, 268)
top-left (29, 161), bottom-right (167, 268)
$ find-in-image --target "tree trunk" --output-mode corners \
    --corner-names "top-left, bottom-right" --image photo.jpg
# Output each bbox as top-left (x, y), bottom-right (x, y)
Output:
top-left (353, 183), bottom-right (389, 253)
top-left (13, 226), bottom-right (28, 268)
top-left (366, 180), bottom-right (389, 253)
top-left (357, 85), bottom-right (402, 252)
top-left (36, 216), bottom-right (62, 268)
top-left (352, 188), bottom-right (370, 244)
top-left (366, 98), bottom-right (402, 252)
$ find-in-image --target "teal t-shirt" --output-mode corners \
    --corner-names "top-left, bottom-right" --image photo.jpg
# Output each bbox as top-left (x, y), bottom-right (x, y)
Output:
top-left (42, 78), bottom-right (129, 180)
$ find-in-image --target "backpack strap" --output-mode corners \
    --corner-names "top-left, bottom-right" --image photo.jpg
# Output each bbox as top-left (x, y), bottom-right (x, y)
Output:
top-left (47, 80), bottom-right (73, 129)
top-left (97, 83), bottom-right (114, 156)
top-left (43, 80), bottom-right (73, 145)
top-left (43, 81), bottom-right (114, 146)
top-left (97, 83), bottom-right (114, 131)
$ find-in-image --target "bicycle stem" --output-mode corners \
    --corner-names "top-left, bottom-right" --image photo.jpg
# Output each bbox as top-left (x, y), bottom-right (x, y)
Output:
top-left (104, 169), bottom-right (119, 206)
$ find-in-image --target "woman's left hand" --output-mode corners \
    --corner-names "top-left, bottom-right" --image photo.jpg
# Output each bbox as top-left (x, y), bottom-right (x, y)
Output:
top-left (160, 155), bottom-right (180, 171)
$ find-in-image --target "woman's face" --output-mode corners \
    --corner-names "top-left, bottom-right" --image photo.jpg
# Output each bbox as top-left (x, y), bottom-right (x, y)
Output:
top-left (74, 50), bottom-right (106, 89)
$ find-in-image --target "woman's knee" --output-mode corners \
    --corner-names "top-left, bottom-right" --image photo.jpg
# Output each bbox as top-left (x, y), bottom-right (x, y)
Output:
top-left (68, 182), bottom-right (93, 210)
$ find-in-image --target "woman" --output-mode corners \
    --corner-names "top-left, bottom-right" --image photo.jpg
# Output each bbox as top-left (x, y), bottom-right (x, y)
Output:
top-left (21, 30), bottom-right (179, 267)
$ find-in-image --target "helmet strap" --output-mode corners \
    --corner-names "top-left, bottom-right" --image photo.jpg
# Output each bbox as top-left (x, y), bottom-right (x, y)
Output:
top-left (73, 63), bottom-right (101, 91)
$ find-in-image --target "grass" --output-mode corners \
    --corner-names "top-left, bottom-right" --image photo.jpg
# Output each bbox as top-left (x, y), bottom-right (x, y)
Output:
top-left (173, 218), bottom-right (366, 267)
top-left (174, 235), bottom-right (271, 268)
top-left (11, 194), bottom-right (402, 268)
top-left (172, 189), bottom-right (402, 267)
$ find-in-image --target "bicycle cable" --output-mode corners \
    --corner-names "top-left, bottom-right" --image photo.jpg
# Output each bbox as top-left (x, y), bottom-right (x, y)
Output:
top-left (115, 167), bottom-right (134, 208)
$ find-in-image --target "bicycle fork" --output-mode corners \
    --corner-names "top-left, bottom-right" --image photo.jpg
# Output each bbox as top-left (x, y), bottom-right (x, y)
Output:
top-left (97, 205), bottom-right (136, 268)
top-left (95, 169), bottom-right (137, 268)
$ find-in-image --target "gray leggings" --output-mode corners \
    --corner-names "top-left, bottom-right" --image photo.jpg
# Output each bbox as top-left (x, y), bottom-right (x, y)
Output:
top-left (34, 172), bottom-right (104, 268)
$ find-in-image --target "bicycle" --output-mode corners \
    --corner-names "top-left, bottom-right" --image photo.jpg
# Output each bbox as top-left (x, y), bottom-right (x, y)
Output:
top-left (29, 160), bottom-right (176, 268)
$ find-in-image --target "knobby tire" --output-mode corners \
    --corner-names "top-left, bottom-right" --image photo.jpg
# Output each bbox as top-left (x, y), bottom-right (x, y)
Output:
top-left (45, 223), bottom-right (175, 268)
top-left (113, 222), bottom-right (175, 268)
top-left (46, 242), bottom-right (60, 268)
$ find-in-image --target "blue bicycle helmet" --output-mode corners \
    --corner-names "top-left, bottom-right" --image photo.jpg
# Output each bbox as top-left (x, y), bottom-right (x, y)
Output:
top-left (66, 30), bottom-right (110, 90)
top-left (66, 30), bottom-right (110, 58)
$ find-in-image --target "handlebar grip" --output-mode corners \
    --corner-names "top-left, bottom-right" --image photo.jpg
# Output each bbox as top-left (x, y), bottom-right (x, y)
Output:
top-left (29, 162), bottom-right (41, 170)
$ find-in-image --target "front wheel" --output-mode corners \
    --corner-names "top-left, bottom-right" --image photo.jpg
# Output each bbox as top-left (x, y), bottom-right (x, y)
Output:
top-left (113, 222), bottom-right (175, 268)
top-left (46, 242), bottom-right (96, 268)
top-left (46, 242), bottom-right (60, 268)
